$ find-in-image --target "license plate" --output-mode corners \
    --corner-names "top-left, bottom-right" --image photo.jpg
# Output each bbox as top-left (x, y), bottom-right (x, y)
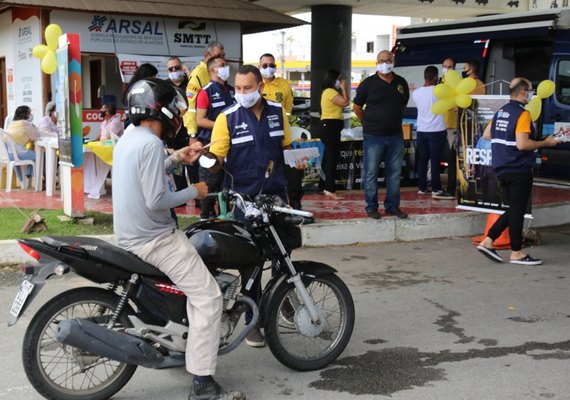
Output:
top-left (10, 280), bottom-right (35, 318)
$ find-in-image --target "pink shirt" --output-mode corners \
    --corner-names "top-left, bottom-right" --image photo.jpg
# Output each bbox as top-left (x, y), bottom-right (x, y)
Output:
top-left (99, 114), bottom-right (124, 140)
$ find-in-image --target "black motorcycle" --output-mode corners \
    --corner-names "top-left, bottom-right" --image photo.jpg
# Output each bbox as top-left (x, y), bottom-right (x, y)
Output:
top-left (8, 189), bottom-right (355, 400)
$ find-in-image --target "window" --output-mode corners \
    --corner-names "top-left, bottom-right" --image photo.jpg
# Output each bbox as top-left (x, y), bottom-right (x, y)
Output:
top-left (366, 42), bottom-right (374, 53)
top-left (556, 60), bottom-right (570, 105)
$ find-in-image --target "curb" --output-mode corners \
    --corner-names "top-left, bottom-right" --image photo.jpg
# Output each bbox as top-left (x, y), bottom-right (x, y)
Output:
top-left (2, 202), bottom-right (570, 264)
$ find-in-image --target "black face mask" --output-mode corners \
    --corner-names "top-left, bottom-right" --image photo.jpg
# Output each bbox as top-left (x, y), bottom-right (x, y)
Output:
top-left (462, 70), bottom-right (470, 79)
top-left (100, 111), bottom-right (106, 118)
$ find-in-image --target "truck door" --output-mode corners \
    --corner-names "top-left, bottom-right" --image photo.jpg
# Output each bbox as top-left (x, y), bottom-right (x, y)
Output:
top-left (540, 54), bottom-right (570, 180)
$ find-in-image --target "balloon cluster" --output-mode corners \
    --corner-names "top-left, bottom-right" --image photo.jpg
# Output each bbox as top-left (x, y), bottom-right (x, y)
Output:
top-left (32, 24), bottom-right (63, 75)
top-left (525, 80), bottom-right (555, 122)
top-left (432, 70), bottom-right (477, 115)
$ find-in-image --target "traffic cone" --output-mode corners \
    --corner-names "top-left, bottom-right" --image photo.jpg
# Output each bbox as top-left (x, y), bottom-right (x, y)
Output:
top-left (471, 213), bottom-right (511, 249)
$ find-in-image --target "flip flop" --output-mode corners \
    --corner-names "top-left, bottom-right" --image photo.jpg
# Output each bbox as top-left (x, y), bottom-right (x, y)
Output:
top-left (509, 255), bottom-right (543, 266)
top-left (477, 245), bottom-right (503, 263)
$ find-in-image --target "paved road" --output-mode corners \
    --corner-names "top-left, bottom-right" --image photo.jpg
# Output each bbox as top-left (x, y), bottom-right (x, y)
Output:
top-left (1, 226), bottom-right (570, 399)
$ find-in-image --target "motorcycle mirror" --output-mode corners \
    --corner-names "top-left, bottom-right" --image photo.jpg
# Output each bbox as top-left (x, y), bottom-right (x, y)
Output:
top-left (198, 153), bottom-right (218, 169)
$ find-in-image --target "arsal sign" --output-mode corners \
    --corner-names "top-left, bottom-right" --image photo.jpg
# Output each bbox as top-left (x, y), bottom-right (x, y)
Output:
top-left (50, 10), bottom-right (240, 59)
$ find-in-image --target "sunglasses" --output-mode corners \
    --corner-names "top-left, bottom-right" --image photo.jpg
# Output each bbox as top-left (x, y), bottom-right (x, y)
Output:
top-left (261, 63), bottom-right (276, 69)
top-left (168, 65), bottom-right (182, 72)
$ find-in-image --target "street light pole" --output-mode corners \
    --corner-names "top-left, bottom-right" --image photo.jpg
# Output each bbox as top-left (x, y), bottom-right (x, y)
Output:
top-left (280, 30), bottom-right (285, 78)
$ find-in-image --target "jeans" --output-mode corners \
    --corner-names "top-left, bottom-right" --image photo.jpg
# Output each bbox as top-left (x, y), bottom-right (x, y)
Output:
top-left (417, 130), bottom-right (447, 192)
top-left (488, 171), bottom-right (533, 252)
top-left (362, 133), bottom-right (404, 212)
top-left (8, 150), bottom-right (35, 181)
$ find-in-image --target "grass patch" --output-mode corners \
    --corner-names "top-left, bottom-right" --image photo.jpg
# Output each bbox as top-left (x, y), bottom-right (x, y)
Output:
top-left (0, 208), bottom-right (198, 240)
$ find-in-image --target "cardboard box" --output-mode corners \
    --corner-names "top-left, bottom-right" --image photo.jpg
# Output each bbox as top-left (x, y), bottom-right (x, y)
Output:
top-left (402, 123), bottom-right (412, 140)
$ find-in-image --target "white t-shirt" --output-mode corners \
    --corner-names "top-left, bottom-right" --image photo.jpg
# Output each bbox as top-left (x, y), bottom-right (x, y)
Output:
top-left (412, 86), bottom-right (446, 132)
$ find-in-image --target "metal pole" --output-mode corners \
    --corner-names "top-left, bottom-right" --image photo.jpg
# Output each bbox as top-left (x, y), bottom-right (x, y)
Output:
top-left (281, 31), bottom-right (286, 78)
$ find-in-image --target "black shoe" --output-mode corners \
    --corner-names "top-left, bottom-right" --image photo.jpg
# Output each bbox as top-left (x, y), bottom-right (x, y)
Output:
top-left (385, 208), bottom-right (408, 219)
top-left (366, 208), bottom-right (381, 219)
top-left (477, 245), bottom-right (503, 263)
top-left (189, 379), bottom-right (245, 400)
top-left (509, 254), bottom-right (543, 266)
top-left (433, 191), bottom-right (455, 200)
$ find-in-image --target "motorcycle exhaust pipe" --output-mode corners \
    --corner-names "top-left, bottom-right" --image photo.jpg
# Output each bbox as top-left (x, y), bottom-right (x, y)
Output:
top-left (56, 319), bottom-right (168, 369)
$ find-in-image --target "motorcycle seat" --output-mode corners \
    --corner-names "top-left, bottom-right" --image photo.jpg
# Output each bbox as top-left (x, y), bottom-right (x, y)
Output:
top-left (41, 236), bottom-right (166, 278)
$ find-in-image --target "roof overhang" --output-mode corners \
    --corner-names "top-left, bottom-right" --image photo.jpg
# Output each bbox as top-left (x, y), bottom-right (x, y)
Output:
top-left (0, 0), bottom-right (306, 34)
top-left (243, 0), bottom-right (535, 20)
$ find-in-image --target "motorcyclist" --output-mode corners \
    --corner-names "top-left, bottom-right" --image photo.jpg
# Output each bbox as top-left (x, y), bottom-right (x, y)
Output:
top-left (112, 78), bottom-right (245, 400)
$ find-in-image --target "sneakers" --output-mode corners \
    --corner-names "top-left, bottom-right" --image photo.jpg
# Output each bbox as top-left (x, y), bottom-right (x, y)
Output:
top-left (477, 245), bottom-right (503, 263)
top-left (189, 379), bottom-right (245, 400)
top-left (366, 208), bottom-right (381, 219)
top-left (510, 254), bottom-right (543, 266)
top-left (245, 327), bottom-right (266, 347)
top-left (431, 190), bottom-right (444, 196)
top-left (433, 191), bottom-right (455, 200)
top-left (417, 189), bottom-right (431, 195)
top-left (385, 208), bottom-right (408, 219)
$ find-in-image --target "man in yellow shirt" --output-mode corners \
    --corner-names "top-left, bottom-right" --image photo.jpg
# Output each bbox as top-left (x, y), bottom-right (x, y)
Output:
top-left (210, 65), bottom-right (292, 348)
top-left (258, 53), bottom-right (293, 114)
top-left (184, 41), bottom-right (225, 140)
top-left (258, 53), bottom-right (303, 207)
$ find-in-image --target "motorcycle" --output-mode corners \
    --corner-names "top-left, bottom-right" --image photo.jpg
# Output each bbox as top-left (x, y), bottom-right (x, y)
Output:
top-left (8, 181), bottom-right (355, 400)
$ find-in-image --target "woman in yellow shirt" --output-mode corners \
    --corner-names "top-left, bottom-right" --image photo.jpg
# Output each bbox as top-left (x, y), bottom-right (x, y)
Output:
top-left (6, 105), bottom-right (40, 181)
top-left (320, 69), bottom-right (349, 199)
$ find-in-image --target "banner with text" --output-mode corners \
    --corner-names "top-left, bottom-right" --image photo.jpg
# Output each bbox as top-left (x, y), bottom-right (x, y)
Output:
top-left (456, 95), bottom-right (533, 214)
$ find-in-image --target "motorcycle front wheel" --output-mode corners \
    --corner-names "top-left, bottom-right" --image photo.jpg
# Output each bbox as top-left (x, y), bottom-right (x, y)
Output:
top-left (22, 287), bottom-right (137, 400)
top-left (265, 273), bottom-right (355, 371)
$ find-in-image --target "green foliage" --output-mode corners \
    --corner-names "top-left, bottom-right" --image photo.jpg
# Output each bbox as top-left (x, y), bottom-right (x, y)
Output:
top-left (0, 208), bottom-right (198, 240)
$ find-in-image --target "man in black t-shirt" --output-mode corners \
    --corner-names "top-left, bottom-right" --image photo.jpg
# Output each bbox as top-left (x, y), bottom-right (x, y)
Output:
top-left (353, 50), bottom-right (410, 220)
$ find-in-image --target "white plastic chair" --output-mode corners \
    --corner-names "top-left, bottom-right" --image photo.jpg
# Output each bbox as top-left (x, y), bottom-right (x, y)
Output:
top-left (110, 132), bottom-right (121, 145)
top-left (3, 114), bottom-right (13, 130)
top-left (0, 129), bottom-right (36, 192)
top-left (290, 126), bottom-right (312, 141)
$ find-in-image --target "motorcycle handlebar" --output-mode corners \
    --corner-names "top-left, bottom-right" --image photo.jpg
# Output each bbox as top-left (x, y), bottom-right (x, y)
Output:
top-left (273, 206), bottom-right (313, 218)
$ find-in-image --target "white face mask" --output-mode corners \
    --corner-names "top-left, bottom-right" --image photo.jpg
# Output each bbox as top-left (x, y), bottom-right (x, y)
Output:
top-left (168, 70), bottom-right (185, 81)
top-left (235, 89), bottom-right (261, 109)
top-left (441, 67), bottom-right (449, 75)
top-left (335, 80), bottom-right (342, 89)
top-left (27, 114), bottom-right (34, 122)
top-left (216, 66), bottom-right (230, 82)
top-left (525, 90), bottom-right (535, 103)
top-left (377, 63), bottom-right (394, 74)
top-left (260, 67), bottom-right (276, 79)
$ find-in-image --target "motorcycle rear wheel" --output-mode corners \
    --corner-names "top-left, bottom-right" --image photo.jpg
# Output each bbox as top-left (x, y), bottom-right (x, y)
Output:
top-left (265, 273), bottom-right (355, 371)
top-left (22, 287), bottom-right (137, 400)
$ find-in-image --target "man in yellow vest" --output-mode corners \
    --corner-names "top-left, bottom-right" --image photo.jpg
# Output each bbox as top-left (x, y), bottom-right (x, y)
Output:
top-left (258, 53), bottom-right (303, 208)
top-left (185, 41), bottom-right (226, 142)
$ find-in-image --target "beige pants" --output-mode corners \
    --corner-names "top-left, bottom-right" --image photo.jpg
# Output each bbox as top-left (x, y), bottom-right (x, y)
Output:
top-left (132, 229), bottom-right (222, 376)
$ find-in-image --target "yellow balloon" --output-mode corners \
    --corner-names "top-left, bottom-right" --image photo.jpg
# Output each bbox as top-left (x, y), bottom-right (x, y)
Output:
top-left (431, 98), bottom-right (455, 115)
top-left (455, 93), bottom-right (473, 108)
top-left (537, 80), bottom-right (555, 99)
top-left (32, 44), bottom-right (49, 59)
top-left (45, 24), bottom-right (63, 51)
top-left (525, 98), bottom-right (542, 121)
top-left (41, 50), bottom-right (57, 74)
top-left (444, 70), bottom-right (461, 88)
top-left (434, 83), bottom-right (455, 99)
top-left (456, 78), bottom-right (477, 94)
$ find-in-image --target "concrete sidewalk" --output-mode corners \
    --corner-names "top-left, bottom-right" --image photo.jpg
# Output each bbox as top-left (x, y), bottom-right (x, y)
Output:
top-left (3, 200), bottom-right (570, 264)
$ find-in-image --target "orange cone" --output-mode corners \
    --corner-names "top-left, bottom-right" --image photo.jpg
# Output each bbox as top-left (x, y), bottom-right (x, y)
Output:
top-left (472, 213), bottom-right (511, 250)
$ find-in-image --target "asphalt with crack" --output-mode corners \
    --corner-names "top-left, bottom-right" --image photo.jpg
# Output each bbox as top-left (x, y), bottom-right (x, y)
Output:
top-left (1, 225), bottom-right (569, 399)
